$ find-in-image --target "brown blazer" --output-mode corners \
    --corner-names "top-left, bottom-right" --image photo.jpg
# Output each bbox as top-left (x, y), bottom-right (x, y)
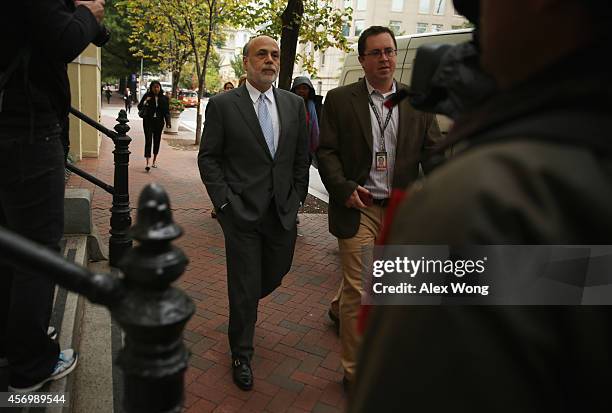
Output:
top-left (316, 79), bottom-right (442, 239)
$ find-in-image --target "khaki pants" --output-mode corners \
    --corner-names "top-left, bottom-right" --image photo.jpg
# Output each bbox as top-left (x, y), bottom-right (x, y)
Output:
top-left (330, 205), bottom-right (385, 381)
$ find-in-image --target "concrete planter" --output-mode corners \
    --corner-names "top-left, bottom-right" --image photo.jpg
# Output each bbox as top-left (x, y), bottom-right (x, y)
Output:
top-left (164, 111), bottom-right (182, 134)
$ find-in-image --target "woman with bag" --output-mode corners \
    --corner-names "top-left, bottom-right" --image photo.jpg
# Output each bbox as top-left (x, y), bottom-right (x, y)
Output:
top-left (137, 80), bottom-right (170, 171)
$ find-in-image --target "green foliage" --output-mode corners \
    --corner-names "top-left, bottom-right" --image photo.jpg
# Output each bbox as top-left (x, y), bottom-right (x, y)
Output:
top-left (233, 0), bottom-right (352, 77)
top-left (101, 0), bottom-right (158, 81)
top-left (230, 54), bottom-right (245, 79)
top-left (169, 98), bottom-right (185, 112)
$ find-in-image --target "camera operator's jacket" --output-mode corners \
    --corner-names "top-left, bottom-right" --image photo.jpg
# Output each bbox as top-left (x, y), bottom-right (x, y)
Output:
top-left (317, 79), bottom-right (442, 239)
top-left (0, 1), bottom-right (103, 132)
top-left (349, 42), bottom-right (612, 413)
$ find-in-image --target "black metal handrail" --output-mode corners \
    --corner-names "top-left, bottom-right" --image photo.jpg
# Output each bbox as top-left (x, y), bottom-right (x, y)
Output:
top-left (69, 107), bottom-right (118, 141)
top-left (65, 163), bottom-right (114, 194)
top-left (68, 108), bottom-right (132, 266)
top-left (0, 184), bottom-right (194, 413)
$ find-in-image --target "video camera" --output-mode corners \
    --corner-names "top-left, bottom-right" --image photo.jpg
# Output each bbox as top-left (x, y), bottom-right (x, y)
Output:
top-left (385, 0), bottom-right (495, 120)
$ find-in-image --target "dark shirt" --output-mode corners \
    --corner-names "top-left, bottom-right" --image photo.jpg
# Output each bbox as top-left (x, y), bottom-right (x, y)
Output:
top-left (0, 0), bottom-right (100, 129)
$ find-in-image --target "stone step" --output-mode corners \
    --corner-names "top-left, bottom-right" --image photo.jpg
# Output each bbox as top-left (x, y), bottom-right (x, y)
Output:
top-left (47, 236), bottom-right (88, 413)
top-left (69, 260), bottom-right (117, 413)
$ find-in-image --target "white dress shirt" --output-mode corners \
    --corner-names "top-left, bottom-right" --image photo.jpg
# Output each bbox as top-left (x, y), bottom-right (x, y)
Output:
top-left (364, 79), bottom-right (399, 199)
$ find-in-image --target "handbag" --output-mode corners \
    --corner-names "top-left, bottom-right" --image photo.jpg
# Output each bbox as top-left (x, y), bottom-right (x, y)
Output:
top-left (138, 107), bottom-right (146, 118)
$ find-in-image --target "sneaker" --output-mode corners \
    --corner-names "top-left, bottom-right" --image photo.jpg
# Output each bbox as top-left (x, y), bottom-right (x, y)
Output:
top-left (8, 349), bottom-right (78, 393)
top-left (145, 166), bottom-right (150, 172)
top-left (48, 326), bottom-right (58, 341)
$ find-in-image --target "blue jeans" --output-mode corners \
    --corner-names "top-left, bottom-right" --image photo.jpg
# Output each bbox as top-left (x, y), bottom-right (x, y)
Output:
top-left (0, 125), bottom-right (64, 388)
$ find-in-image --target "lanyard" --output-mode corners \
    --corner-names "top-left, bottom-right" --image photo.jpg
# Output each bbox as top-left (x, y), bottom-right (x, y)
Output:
top-left (368, 94), bottom-right (393, 151)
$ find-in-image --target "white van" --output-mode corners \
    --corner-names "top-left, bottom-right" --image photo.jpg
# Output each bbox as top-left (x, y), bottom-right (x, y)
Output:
top-left (338, 29), bottom-right (473, 133)
top-left (339, 28), bottom-right (473, 87)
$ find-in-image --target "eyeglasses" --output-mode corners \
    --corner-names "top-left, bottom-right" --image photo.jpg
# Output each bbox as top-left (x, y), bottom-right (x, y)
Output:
top-left (363, 48), bottom-right (398, 58)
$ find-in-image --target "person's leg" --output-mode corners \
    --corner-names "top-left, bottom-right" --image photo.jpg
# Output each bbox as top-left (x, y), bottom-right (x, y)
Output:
top-left (0, 131), bottom-right (65, 388)
top-left (216, 211), bottom-right (262, 363)
top-left (143, 120), bottom-right (152, 170)
top-left (337, 205), bottom-right (384, 383)
top-left (152, 119), bottom-right (163, 167)
top-left (259, 204), bottom-right (297, 298)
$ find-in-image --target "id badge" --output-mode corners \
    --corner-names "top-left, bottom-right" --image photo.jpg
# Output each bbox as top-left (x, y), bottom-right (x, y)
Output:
top-left (375, 151), bottom-right (388, 171)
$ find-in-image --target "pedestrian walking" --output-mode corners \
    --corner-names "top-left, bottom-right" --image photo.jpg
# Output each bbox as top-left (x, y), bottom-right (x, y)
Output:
top-left (0, 0), bottom-right (108, 392)
top-left (316, 25), bottom-right (442, 391)
top-left (198, 35), bottom-right (310, 391)
top-left (290, 76), bottom-right (323, 167)
top-left (104, 86), bottom-right (111, 104)
top-left (137, 80), bottom-right (171, 171)
top-left (350, 0), bottom-right (612, 411)
top-left (223, 81), bottom-right (234, 92)
top-left (123, 88), bottom-right (132, 113)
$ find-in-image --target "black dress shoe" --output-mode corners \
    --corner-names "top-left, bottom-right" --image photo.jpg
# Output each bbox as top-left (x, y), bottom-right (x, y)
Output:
top-left (232, 359), bottom-right (253, 391)
top-left (328, 309), bottom-right (340, 335)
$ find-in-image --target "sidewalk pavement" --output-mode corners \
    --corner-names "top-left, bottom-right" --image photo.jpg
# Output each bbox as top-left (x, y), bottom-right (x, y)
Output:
top-left (68, 99), bottom-right (346, 413)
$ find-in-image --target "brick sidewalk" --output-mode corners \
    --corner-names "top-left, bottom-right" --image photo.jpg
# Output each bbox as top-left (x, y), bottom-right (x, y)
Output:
top-left (67, 103), bottom-right (346, 413)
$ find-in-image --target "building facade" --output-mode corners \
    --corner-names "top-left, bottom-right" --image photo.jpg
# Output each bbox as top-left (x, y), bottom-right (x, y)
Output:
top-left (217, 28), bottom-right (254, 89)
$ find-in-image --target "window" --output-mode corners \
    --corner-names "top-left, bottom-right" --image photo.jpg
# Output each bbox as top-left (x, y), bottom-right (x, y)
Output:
top-left (416, 22), bottom-right (428, 33)
top-left (354, 19), bottom-right (365, 36)
top-left (320, 51), bottom-right (326, 67)
top-left (418, 0), bottom-right (430, 14)
top-left (342, 23), bottom-right (350, 37)
top-left (391, 0), bottom-right (403, 12)
top-left (344, 0), bottom-right (352, 9)
top-left (356, 0), bottom-right (367, 11)
top-left (389, 21), bottom-right (402, 35)
top-left (432, 24), bottom-right (443, 32)
top-left (433, 0), bottom-right (446, 15)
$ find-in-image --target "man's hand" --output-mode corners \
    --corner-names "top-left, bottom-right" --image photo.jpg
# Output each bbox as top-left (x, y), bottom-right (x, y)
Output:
top-left (345, 185), bottom-right (371, 209)
top-left (75, 0), bottom-right (105, 23)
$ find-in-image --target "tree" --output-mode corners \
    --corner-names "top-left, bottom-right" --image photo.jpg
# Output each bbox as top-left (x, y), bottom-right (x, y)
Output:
top-left (119, 0), bottom-right (248, 143)
top-left (101, 1), bottom-right (158, 90)
top-left (230, 54), bottom-right (245, 79)
top-left (235, 0), bottom-right (352, 89)
top-left (116, 0), bottom-right (194, 98)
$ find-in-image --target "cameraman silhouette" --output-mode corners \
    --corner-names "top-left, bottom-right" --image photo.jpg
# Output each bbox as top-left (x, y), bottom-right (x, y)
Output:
top-left (0, 0), bottom-right (108, 392)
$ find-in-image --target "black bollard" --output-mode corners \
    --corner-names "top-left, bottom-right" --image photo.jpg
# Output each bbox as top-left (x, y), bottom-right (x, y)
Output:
top-left (109, 109), bottom-right (133, 266)
top-left (113, 183), bottom-right (194, 413)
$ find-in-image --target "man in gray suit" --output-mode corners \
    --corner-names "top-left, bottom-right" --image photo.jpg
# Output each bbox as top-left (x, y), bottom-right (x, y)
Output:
top-left (198, 35), bottom-right (310, 391)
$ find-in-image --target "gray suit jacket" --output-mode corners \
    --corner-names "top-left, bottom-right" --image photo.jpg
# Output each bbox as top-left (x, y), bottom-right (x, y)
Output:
top-left (198, 84), bottom-right (310, 231)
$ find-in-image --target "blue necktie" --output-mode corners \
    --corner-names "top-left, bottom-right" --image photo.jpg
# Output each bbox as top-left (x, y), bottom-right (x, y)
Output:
top-left (257, 94), bottom-right (275, 157)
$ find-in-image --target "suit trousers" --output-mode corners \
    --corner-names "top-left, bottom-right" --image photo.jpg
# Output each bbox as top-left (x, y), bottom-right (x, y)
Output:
top-left (143, 116), bottom-right (165, 158)
top-left (0, 128), bottom-right (64, 388)
top-left (217, 201), bottom-right (297, 362)
top-left (330, 205), bottom-right (385, 381)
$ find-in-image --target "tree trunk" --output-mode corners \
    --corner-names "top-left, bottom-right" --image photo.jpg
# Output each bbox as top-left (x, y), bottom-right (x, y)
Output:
top-left (194, 1), bottom-right (216, 145)
top-left (278, 0), bottom-right (304, 90)
top-left (171, 69), bottom-right (181, 98)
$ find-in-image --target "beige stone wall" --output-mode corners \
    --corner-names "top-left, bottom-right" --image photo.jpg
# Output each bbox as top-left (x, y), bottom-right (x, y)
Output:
top-left (68, 44), bottom-right (101, 161)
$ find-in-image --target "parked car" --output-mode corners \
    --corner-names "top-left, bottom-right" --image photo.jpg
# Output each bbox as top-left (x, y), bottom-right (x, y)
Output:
top-left (178, 90), bottom-right (198, 108)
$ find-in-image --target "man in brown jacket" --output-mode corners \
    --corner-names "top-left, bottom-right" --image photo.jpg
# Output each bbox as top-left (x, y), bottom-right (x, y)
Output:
top-left (316, 25), bottom-right (442, 388)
